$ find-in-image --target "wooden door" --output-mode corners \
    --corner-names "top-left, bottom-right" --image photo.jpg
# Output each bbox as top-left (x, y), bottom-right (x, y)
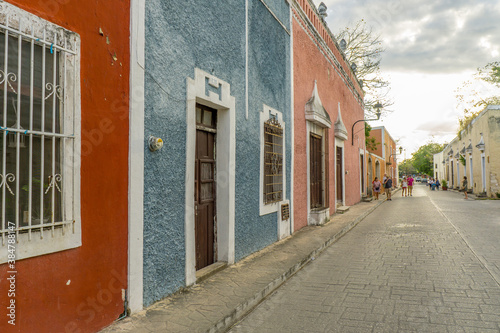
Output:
top-left (195, 105), bottom-right (216, 270)
top-left (310, 134), bottom-right (323, 208)
top-left (336, 147), bottom-right (343, 203)
top-left (360, 154), bottom-right (364, 195)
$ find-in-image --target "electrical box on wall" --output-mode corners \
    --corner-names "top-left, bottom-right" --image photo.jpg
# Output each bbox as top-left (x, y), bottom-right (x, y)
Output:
top-left (281, 203), bottom-right (290, 221)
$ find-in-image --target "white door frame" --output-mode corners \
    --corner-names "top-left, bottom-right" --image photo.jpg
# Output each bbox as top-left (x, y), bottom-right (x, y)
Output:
top-left (185, 69), bottom-right (236, 286)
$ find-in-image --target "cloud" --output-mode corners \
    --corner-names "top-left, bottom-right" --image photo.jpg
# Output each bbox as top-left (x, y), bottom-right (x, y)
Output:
top-left (316, 0), bottom-right (500, 73)
top-left (415, 121), bottom-right (457, 135)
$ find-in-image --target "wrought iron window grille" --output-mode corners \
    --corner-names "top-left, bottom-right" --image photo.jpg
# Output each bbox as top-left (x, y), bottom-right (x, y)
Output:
top-left (0, 4), bottom-right (79, 259)
top-left (263, 117), bottom-right (283, 205)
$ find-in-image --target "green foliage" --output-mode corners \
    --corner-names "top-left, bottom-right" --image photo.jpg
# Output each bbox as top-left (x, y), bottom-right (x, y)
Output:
top-left (408, 142), bottom-right (447, 176)
top-left (459, 155), bottom-right (466, 166)
top-left (478, 61), bottom-right (500, 86)
top-left (364, 123), bottom-right (378, 150)
top-left (456, 61), bottom-right (500, 136)
top-left (398, 159), bottom-right (416, 175)
top-left (441, 179), bottom-right (448, 188)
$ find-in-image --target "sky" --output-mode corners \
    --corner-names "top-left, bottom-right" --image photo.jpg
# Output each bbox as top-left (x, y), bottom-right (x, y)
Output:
top-left (312, 0), bottom-right (500, 158)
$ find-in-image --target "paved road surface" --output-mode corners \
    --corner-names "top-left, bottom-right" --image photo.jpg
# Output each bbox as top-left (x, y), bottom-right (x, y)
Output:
top-left (229, 185), bottom-right (500, 332)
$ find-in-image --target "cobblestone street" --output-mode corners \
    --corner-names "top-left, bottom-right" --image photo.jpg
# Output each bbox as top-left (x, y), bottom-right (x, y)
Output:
top-left (230, 185), bottom-right (500, 332)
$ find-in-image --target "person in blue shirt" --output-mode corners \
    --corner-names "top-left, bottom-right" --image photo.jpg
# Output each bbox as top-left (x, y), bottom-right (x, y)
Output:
top-left (384, 177), bottom-right (393, 201)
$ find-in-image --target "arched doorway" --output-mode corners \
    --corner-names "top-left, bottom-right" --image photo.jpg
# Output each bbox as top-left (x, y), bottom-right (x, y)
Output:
top-left (367, 157), bottom-right (373, 196)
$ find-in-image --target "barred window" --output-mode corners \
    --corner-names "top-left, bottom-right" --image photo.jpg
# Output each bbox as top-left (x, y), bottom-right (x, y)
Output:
top-left (263, 117), bottom-right (283, 204)
top-left (0, 3), bottom-right (81, 262)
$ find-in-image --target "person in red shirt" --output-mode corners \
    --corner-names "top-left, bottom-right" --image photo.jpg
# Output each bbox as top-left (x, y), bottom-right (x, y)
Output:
top-left (407, 175), bottom-right (414, 196)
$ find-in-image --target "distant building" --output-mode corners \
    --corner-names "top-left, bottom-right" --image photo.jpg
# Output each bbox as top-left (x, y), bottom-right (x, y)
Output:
top-left (366, 126), bottom-right (399, 192)
top-left (441, 105), bottom-right (500, 197)
top-left (433, 151), bottom-right (446, 182)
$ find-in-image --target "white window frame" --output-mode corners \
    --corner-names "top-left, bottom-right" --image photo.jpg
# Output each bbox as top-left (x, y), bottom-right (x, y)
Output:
top-left (481, 153), bottom-right (486, 192)
top-left (260, 104), bottom-right (286, 216)
top-left (469, 155), bottom-right (473, 189)
top-left (0, 3), bottom-right (81, 263)
top-left (359, 149), bottom-right (364, 196)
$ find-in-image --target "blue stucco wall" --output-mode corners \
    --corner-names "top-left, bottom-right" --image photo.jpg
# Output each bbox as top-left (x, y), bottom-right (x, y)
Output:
top-left (235, 0), bottom-right (291, 261)
top-left (143, 0), bottom-right (291, 306)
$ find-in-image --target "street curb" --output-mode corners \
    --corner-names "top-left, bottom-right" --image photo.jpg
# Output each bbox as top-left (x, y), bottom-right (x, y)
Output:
top-left (211, 198), bottom-right (388, 333)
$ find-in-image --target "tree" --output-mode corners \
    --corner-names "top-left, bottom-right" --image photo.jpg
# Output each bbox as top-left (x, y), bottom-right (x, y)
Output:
top-left (365, 123), bottom-right (378, 150)
top-left (409, 142), bottom-right (447, 176)
top-left (398, 159), bottom-right (416, 176)
top-left (477, 61), bottom-right (500, 87)
top-left (336, 19), bottom-right (393, 117)
top-left (456, 61), bottom-right (500, 136)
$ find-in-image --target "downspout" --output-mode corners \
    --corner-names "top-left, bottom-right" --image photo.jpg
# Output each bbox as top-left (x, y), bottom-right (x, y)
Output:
top-left (245, 0), bottom-right (249, 120)
top-left (289, 2), bottom-right (294, 234)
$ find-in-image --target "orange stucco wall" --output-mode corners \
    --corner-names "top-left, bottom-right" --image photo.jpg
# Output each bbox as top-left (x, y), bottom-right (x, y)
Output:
top-left (0, 1), bottom-right (130, 332)
top-left (368, 129), bottom-right (384, 158)
top-left (293, 7), bottom-right (365, 231)
top-left (367, 127), bottom-right (398, 187)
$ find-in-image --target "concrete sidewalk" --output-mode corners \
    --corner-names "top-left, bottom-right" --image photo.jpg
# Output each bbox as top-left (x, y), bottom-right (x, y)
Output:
top-left (101, 196), bottom-right (392, 333)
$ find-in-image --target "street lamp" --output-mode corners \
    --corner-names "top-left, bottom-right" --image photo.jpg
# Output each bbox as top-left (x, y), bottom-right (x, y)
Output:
top-left (351, 102), bottom-right (382, 145)
top-left (388, 146), bottom-right (402, 162)
top-left (387, 146), bottom-right (403, 180)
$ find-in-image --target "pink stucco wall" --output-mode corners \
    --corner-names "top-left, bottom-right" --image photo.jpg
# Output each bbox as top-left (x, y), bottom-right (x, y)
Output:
top-left (293, 6), bottom-right (365, 231)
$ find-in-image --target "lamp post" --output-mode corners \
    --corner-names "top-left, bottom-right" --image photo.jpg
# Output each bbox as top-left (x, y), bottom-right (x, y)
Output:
top-left (387, 146), bottom-right (402, 181)
top-left (351, 102), bottom-right (382, 145)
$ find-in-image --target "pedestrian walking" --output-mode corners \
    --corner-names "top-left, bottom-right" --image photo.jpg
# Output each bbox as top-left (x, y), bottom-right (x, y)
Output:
top-left (462, 176), bottom-right (468, 199)
top-left (401, 176), bottom-right (408, 197)
top-left (372, 177), bottom-right (382, 200)
top-left (407, 175), bottom-right (414, 196)
top-left (382, 174), bottom-right (388, 196)
top-left (435, 179), bottom-right (440, 190)
top-left (384, 176), bottom-right (393, 201)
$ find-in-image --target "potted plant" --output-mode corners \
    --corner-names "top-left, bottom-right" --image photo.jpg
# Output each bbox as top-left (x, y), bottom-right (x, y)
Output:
top-left (441, 179), bottom-right (448, 191)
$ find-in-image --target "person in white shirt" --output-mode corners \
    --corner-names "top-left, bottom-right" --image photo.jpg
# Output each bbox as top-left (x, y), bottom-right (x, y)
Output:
top-left (401, 176), bottom-right (408, 197)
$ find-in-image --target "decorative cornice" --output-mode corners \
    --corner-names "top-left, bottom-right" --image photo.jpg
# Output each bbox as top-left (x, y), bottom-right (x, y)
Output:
top-left (290, 1), bottom-right (364, 106)
top-left (466, 139), bottom-right (473, 154)
top-left (476, 133), bottom-right (485, 152)
top-left (334, 102), bottom-right (347, 141)
top-left (305, 81), bottom-right (331, 128)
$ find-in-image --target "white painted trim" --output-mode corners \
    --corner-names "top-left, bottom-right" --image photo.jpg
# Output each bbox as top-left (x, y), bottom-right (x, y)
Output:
top-left (245, 0), bottom-right (249, 120)
top-left (306, 121), bottom-right (329, 225)
top-left (469, 156), bottom-right (473, 188)
top-left (380, 127), bottom-right (386, 160)
top-left (359, 149), bottom-right (365, 196)
top-left (450, 158), bottom-right (454, 187)
top-left (259, 105), bottom-right (286, 216)
top-left (289, 4), bottom-right (294, 235)
top-left (185, 69), bottom-right (236, 286)
top-left (481, 153), bottom-right (486, 192)
top-left (335, 138), bottom-right (346, 206)
top-left (128, 0), bottom-right (145, 313)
